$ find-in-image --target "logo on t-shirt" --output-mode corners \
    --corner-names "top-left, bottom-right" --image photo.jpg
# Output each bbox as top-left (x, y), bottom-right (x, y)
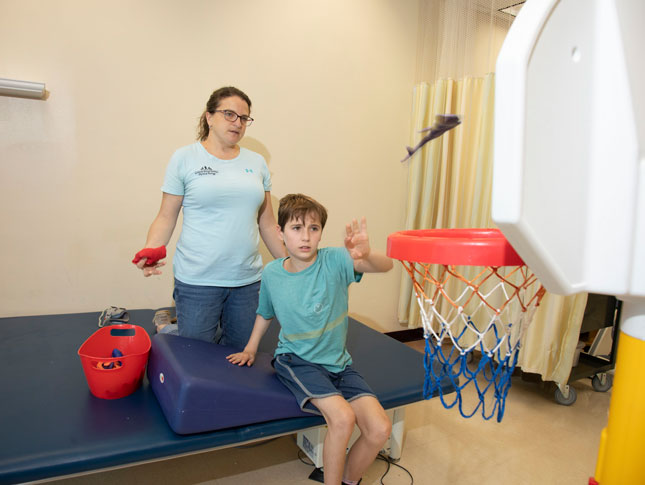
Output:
top-left (195, 166), bottom-right (218, 176)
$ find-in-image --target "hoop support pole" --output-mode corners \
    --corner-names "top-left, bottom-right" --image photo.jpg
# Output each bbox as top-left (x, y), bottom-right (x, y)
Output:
top-left (593, 300), bottom-right (645, 484)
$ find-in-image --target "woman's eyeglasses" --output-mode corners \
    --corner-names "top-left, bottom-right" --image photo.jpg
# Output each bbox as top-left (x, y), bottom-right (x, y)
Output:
top-left (214, 109), bottom-right (254, 126)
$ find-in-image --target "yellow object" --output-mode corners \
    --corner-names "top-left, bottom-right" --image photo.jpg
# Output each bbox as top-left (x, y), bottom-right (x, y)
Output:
top-left (593, 331), bottom-right (645, 484)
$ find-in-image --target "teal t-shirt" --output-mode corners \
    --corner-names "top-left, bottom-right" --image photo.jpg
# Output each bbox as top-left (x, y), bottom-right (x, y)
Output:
top-left (257, 247), bottom-right (363, 372)
top-left (162, 142), bottom-right (271, 286)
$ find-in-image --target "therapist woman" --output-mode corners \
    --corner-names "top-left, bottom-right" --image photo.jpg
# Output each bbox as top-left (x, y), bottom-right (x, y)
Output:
top-left (133, 86), bottom-right (285, 349)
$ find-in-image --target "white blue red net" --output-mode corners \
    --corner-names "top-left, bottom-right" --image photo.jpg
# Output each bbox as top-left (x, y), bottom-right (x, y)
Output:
top-left (402, 261), bottom-right (545, 422)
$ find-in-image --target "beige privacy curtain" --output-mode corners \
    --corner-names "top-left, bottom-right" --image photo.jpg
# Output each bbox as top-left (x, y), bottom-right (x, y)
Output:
top-left (398, 76), bottom-right (588, 386)
top-left (398, 76), bottom-right (496, 328)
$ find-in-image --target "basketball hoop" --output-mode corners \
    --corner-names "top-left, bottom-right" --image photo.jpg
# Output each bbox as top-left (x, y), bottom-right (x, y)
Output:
top-left (387, 228), bottom-right (545, 422)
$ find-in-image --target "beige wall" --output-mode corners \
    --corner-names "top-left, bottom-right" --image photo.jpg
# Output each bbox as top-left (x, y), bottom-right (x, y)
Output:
top-left (0, 0), bottom-right (419, 331)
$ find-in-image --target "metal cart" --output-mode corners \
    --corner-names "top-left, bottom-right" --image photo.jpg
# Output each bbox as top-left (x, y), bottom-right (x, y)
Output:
top-left (554, 293), bottom-right (622, 405)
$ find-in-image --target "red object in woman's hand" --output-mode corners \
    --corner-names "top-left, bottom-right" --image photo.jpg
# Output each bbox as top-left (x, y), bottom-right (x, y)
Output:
top-left (132, 246), bottom-right (166, 266)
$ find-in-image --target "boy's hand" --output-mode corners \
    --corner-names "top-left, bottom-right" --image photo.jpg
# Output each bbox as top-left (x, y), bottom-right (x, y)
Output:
top-left (226, 350), bottom-right (256, 366)
top-left (344, 217), bottom-right (371, 260)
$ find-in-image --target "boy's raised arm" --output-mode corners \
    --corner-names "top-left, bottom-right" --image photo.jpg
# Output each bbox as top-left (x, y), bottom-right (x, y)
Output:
top-left (226, 314), bottom-right (273, 366)
top-left (344, 217), bottom-right (394, 274)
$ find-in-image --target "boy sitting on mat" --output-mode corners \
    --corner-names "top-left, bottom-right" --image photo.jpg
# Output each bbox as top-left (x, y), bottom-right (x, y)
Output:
top-left (227, 193), bottom-right (393, 485)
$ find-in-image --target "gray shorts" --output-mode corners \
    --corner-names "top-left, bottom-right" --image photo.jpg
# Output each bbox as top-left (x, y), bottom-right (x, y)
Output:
top-left (273, 353), bottom-right (376, 415)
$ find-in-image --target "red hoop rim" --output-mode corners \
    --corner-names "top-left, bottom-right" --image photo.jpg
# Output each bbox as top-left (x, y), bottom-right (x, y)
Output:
top-left (387, 228), bottom-right (525, 266)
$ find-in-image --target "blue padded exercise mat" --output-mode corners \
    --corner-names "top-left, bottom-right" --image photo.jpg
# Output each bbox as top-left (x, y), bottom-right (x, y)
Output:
top-left (0, 311), bottom-right (453, 484)
top-left (148, 334), bottom-right (310, 434)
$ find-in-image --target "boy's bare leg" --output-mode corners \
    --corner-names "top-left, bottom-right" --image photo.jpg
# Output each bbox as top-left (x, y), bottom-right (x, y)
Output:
top-left (310, 395), bottom-right (356, 485)
top-left (344, 396), bottom-right (392, 483)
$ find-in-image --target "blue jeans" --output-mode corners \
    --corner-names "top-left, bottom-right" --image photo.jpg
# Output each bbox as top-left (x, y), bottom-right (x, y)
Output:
top-left (171, 278), bottom-right (260, 350)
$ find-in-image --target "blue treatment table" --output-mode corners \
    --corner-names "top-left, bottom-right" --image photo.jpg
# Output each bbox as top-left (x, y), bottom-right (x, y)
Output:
top-left (0, 309), bottom-right (452, 484)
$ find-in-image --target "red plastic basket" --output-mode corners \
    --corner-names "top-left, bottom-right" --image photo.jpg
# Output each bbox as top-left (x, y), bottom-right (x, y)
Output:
top-left (78, 324), bottom-right (151, 399)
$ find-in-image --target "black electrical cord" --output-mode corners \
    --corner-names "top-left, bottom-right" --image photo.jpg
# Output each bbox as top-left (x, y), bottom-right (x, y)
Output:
top-left (376, 453), bottom-right (414, 485)
top-left (296, 450), bottom-right (414, 484)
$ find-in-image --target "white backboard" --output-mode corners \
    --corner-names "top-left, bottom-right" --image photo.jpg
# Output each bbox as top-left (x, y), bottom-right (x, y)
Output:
top-left (492, 0), bottom-right (644, 298)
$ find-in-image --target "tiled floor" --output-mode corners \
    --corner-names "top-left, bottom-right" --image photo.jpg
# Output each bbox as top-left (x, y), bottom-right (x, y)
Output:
top-left (49, 342), bottom-right (612, 485)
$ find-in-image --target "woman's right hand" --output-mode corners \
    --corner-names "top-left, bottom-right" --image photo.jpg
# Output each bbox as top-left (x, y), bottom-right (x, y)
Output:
top-left (136, 259), bottom-right (166, 277)
top-left (132, 246), bottom-right (167, 277)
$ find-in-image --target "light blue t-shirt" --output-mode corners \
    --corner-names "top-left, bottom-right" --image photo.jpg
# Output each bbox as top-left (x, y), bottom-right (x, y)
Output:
top-left (162, 142), bottom-right (271, 286)
top-left (257, 247), bottom-right (363, 372)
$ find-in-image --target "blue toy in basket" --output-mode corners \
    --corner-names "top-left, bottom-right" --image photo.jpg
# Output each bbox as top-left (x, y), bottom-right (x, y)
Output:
top-left (96, 349), bottom-right (123, 369)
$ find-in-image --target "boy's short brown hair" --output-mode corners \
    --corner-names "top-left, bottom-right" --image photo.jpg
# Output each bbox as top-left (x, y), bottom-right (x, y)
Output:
top-left (278, 194), bottom-right (328, 230)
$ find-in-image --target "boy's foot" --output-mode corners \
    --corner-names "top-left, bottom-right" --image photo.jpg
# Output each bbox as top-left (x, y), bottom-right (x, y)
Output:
top-left (153, 310), bottom-right (172, 333)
